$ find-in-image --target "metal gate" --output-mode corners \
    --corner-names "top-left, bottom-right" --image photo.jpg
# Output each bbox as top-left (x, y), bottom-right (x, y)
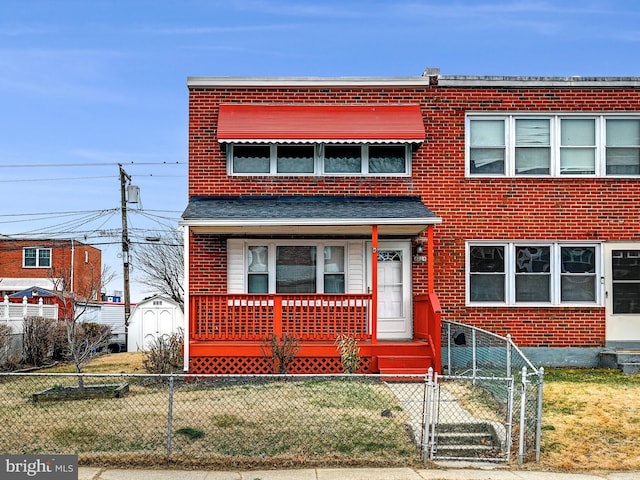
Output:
top-left (422, 369), bottom-right (514, 462)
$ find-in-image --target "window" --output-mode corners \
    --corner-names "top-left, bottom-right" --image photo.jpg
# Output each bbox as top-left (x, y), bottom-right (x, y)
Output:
top-left (23, 247), bottom-right (51, 268)
top-left (611, 249), bottom-right (640, 314)
top-left (469, 119), bottom-right (505, 174)
top-left (467, 242), bottom-right (600, 305)
top-left (229, 143), bottom-right (410, 176)
top-left (515, 119), bottom-right (550, 175)
top-left (246, 243), bottom-right (346, 294)
top-left (606, 119), bottom-right (640, 175)
top-left (324, 246), bottom-right (345, 293)
top-left (233, 145), bottom-right (270, 173)
top-left (276, 246), bottom-right (317, 293)
top-left (467, 114), bottom-right (640, 177)
top-left (276, 145), bottom-right (314, 173)
top-left (247, 245), bottom-right (269, 293)
top-left (560, 119), bottom-right (595, 174)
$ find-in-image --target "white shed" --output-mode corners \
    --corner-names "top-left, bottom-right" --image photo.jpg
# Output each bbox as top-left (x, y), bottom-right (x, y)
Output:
top-left (127, 295), bottom-right (184, 352)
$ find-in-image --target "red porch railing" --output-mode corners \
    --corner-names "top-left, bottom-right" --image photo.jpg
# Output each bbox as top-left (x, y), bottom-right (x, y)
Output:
top-left (190, 293), bottom-right (372, 341)
top-left (413, 293), bottom-right (442, 372)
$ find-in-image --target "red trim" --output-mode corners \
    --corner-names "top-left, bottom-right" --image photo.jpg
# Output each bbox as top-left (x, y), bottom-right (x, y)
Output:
top-left (217, 104), bottom-right (425, 142)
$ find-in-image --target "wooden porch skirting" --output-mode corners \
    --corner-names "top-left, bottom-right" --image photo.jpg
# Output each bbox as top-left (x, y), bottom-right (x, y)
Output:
top-left (188, 340), bottom-right (433, 375)
top-left (189, 355), bottom-right (373, 375)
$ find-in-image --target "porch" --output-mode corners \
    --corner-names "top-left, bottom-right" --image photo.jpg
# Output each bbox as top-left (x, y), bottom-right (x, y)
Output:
top-left (188, 292), bottom-right (442, 375)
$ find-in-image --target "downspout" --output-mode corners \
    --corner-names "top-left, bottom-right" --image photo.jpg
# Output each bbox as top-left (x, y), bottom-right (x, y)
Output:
top-left (371, 225), bottom-right (378, 344)
top-left (182, 226), bottom-right (190, 372)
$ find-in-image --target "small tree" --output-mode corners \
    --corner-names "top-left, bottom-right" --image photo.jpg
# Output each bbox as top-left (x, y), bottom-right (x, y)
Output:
top-left (50, 264), bottom-right (115, 389)
top-left (133, 229), bottom-right (184, 309)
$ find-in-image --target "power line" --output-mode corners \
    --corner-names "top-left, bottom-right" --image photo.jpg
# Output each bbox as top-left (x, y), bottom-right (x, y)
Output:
top-left (0, 161), bottom-right (187, 168)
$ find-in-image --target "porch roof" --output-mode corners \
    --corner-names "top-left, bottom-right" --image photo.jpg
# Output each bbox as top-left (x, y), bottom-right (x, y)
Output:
top-left (216, 104), bottom-right (425, 143)
top-left (181, 196), bottom-right (441, 235)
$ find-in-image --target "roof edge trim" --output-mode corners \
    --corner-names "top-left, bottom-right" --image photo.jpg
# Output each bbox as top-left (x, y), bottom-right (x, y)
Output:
top-left (187, 76), bottom-right (433, 88)
top-left (438, 75), bottom-right (640, 87)
top-left (180, 217), bottom-right (442, 227)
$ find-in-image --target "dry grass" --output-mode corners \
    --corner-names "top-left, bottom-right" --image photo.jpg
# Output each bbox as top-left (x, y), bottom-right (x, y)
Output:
top-left (25, 356), bottom-right (640, 471)
top-left (40, 352), bottom-right (145, 374)
top-left (532, 369), bottom-right (640, 472)
top-left (0, 358), bottom-right (419, 468)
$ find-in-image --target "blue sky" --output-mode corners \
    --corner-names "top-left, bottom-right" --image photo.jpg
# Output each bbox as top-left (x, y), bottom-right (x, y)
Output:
top-left (1, 0), bottom-right (639, 301)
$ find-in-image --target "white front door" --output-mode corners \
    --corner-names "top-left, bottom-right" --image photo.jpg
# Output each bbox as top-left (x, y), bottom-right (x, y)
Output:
top-left (367, 241), bottom-right (412, 340)
top-left (604, 243), bottom-right (640, 345)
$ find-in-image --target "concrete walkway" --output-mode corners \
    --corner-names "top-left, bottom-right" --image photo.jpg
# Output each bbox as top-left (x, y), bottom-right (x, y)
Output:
top-left (78, 466), bottom-right (640, 480)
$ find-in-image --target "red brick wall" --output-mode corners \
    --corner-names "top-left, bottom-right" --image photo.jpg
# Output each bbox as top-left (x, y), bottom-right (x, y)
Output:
top-left (0, 239), bottom-right (102, 299)
top-left (188, 233), bottom-right (226, 294)
top-left (187, 83), bottom-right (640, 348)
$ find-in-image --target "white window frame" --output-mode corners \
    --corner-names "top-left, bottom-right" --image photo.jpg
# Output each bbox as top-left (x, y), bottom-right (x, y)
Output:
top-left (227, 143), bottom-right (412, 177)
top-left (245, 240), bottom-right (349, 294)
top-left (23, 247), bottom-right (52, 268)
top-left (466, 241), bottom-right (603, 307)
top-left (466, 113), bottom-right (640, 177)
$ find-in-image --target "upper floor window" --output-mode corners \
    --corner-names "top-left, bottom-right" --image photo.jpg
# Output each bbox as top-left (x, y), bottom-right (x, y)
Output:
top-left (23, 247), bottom-right (51, 268)
top-left (467, 114), bottom-right (640, 177)
top-left (467, 242), bottom-right (601, 306)
top-left (229, 143), bottom-right (410, 176)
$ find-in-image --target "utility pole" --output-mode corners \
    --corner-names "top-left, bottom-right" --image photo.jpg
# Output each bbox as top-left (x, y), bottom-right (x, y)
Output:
top-left (119, 164), bottom-right (132, 352)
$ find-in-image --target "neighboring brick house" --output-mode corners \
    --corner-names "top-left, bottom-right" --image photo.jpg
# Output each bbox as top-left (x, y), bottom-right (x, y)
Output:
top-left (181, 72), bottom-right (640, 374)
top-left (0, 238), bottom-right (102, 306)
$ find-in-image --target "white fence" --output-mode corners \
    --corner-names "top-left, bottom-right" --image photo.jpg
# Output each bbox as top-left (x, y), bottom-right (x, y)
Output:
top-left (0, 296), bottom-right (59, 333)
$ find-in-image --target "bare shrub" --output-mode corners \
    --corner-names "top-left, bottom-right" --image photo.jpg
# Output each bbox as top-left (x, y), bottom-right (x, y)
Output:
top-left (142, 329), bottom-right (184, 374)
top-left (263, 334), bottom-right (300, 374)
top-left (0, 323), bottom-right (17, 370)
top-left (335, 334), bottom-right (360, 374)
top-left (49, 320), bottom-right (69, 361)
top-left (22, 316), bottom-right (55, 366)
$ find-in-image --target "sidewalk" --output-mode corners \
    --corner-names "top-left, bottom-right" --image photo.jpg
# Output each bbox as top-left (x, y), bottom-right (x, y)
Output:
top-left (78, 466), bottom-right (640, 480)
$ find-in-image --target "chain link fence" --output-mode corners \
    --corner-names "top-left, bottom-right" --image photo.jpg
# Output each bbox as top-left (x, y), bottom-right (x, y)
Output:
top-left (0, 322), bottom-right (542, 467)
top-left (437, 321), bottom-right (544, 464)
top-left (0, 372), bottom-right (428, 468)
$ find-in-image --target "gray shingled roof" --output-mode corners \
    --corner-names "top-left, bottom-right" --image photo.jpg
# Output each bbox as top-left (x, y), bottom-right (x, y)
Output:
top-left (182, 196), bottom-right (437, 222)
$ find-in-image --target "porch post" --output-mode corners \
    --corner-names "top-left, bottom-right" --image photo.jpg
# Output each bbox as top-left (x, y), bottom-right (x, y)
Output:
top-left (371, 225), bottom-right (378, 344)
top-left (182, 226), bottom-right (190, 372)
top-left (427, 224), bottom-right (435, 294)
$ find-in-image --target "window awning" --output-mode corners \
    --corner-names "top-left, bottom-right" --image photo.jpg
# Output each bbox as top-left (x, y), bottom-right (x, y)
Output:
top-left (181, 196), bottom-right (441, 236)
top-left (217, 104), bottom-right (425, 144)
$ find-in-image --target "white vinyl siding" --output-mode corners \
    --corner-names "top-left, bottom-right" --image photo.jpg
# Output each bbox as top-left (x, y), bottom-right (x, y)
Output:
top-left (347, 241), bottom-right (365, 293)
top-left (227, 239), bottom-right (245, 293)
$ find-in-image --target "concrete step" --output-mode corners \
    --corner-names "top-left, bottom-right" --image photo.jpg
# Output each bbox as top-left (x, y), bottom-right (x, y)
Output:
top-left (377, 355), bottom-right (432, 374)
top-left (600, 350), bottom-right (640, 374)
top-left (620, 362), bottom-right (640, 374)
top-left (435, 444), bottom-right (497, 458)
top-left (437, 431), bottom-right (494, 446)
top-left (434, 423), bottom-right (502, 459)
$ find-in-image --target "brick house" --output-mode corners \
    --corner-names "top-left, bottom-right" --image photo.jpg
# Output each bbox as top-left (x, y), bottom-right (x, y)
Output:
top-left (0, 238), bottom-right (102, 308)
top-left (181, 72), bottom-right (640, 374)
